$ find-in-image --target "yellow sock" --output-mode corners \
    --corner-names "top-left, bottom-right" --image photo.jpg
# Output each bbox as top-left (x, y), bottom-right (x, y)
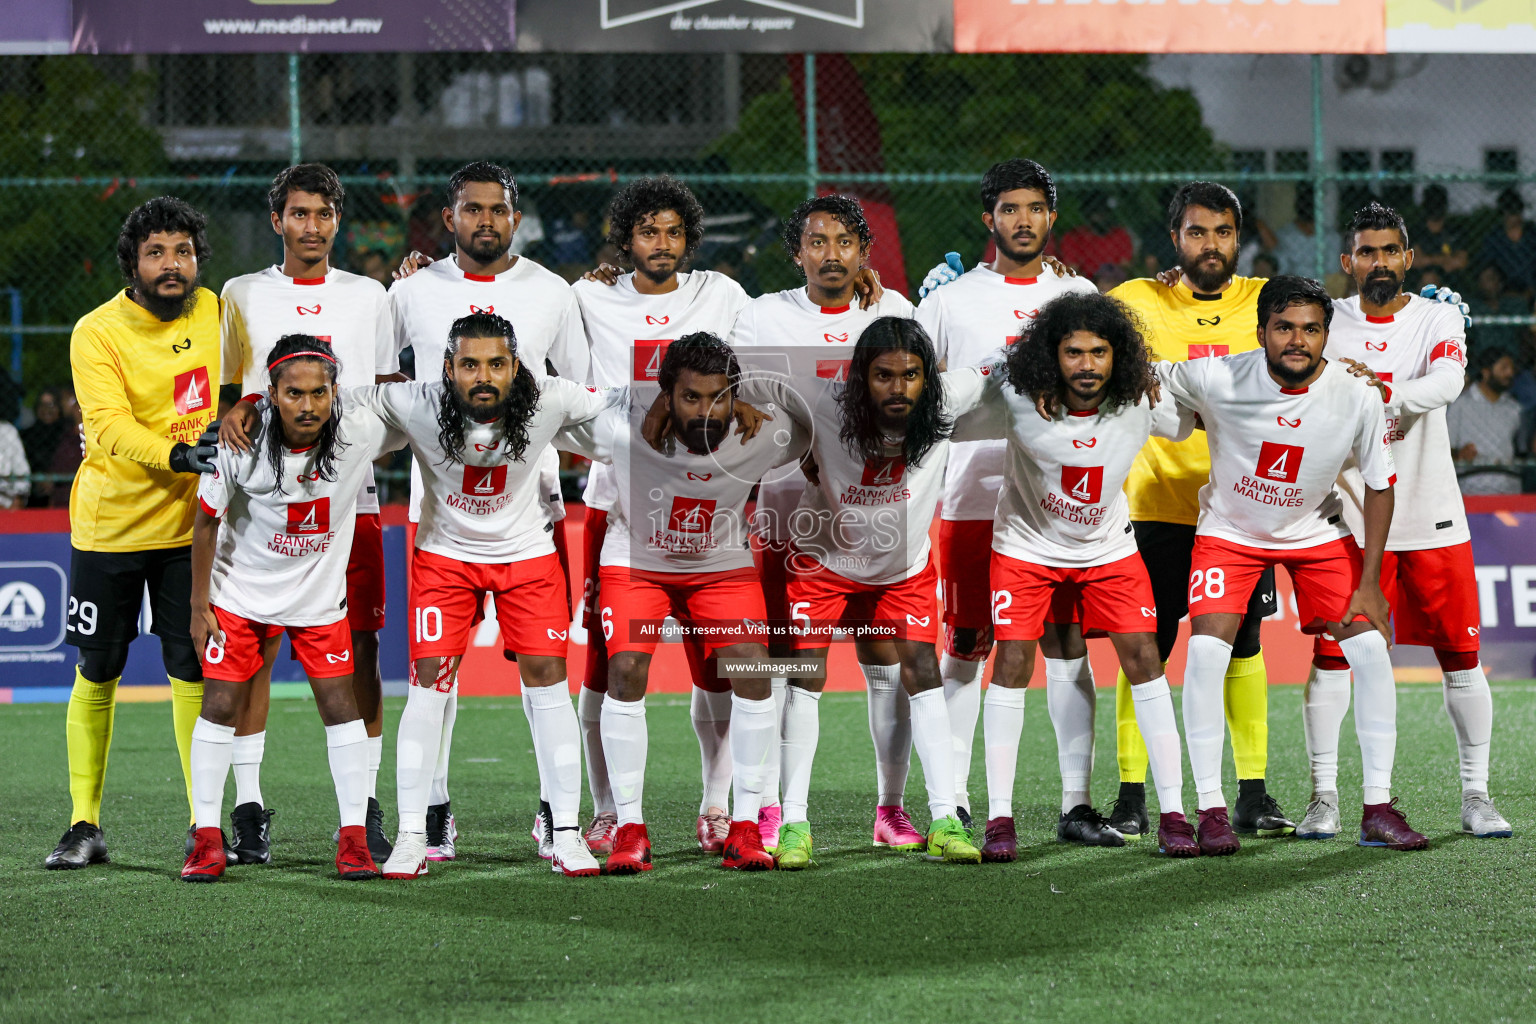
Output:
top-left (169, 676), bottom-right (204, 825)
top-left (1114, 669), bottom-right (1148, 784)
top-left (66, 669), bottom-right (119, 825)
top-left (1224, 651), bottom-right (1269, 780)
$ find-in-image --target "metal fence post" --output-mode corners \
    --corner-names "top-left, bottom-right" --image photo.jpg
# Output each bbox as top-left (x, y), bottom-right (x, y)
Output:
top-left (804, 52), bottom-right (817, 200)
top-left (7, 289), bottom-right (21, 386)
top-left (288, 52), bottom-right (302, 166)
top-left (1311, 54), bottom-right (1327, 282)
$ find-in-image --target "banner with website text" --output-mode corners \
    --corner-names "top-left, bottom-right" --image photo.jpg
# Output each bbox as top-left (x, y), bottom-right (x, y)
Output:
top-left (1386, 0), bottom-right (1536, 51)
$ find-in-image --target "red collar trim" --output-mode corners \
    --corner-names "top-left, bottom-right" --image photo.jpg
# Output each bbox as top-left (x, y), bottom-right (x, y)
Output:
top-left (819, 303), bottom-right (851, 314)
top-left (463, 272), bottom-right (496, 282)
top-left (288, 443), bottom-right (316, 454)
top-left (1279, 386), bottom-right (1309, 395)
top-left (291, 275), bottom-right (325, 286)
top-left (1365, 314), bottom-right (1394, 324)
top-left (1066, 408), bottom-right (1098, 417)
top-left (1005, 276), bottom-right (1038, 286)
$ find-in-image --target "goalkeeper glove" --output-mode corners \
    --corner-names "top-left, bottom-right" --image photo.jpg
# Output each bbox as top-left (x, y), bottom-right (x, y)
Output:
top-left (919, 252), bottom-right (966, 298)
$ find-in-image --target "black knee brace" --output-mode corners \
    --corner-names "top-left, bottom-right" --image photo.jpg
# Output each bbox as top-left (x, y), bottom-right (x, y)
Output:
top-left (161, 639), bottom-right (204, 682)
top-left (78, 645), bottom-right (131, 683)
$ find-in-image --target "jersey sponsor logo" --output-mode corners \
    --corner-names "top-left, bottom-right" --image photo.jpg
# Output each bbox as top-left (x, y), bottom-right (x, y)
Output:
top-left (632, 340), bottom-right (673, 381)
top-left (324, 650), bottom-right (351, 664)
top-left (1468, 626), bottom-right (1479, 637)
top-left (668, 496), bottom-right (717, 534)
top-left (824, 332), bottom-right (849, 344)
top-left (173, 367), bottom-right (212, 415)
top-left (816, 359), bottom-right (850, 381)
top-left (1014, 308), bottom-right (1039, 319)
top-left (1061, 465), bottom-right (1103, 504)
top-left (296, 469), bottom-right (322, 483)
top-left (1187, 344), bottom-right (1228, 359)
top-left (1277, 416), bottom-right (1301, 428)
top-left (1432, 339), bottom-right (1466, 366)
top-left (860, 456), bottom-right (906, 488)
top-left (547, 628), bottom-right (568, 641)
top-left (1377, 372), bottom-right (1394, 382)
top-left (463, 464), bottom-right (508, 497)
top-left (473, 442), bottom-right (500, 452)
top-left (171, 337), bottom-right (193, 353)
top-left (1072, 438), bottom-right (1097, 449)
top-left (1140, 606), bottom-right (1156, 617)
top-left (1365, 340), bottom-right (1388, 352)
top-left (1256, 441), bottom-right (1303, 483)
top-left (286, 497), bottom-right (331, 534)
top-left (469, 304), bottom-right (494, 314)
top-left (645, 314), bottom-right (669, 326)
top-left (906, 614), bottom-right (930, 627)
top-left (297, 304), bottom-right (322, 315)
top-left (686, 472), bottom-right (713, 481)
top-left (1196, 316), bottom-right (1223, 327)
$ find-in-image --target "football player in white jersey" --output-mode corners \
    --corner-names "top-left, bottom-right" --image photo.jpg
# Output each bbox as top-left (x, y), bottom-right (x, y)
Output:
top-left (389, 162), bottom-right (589, 863)
top-left (730, 195), bottom-right (925, 855)
top-left (559, 334), bottom-right (805, 873)
top-left (914, 158), bottom-right (1098, 828)
top-left (568, 177), bottom-right (751, 857)
top-left (740, 317), bottom-right (992, 867)
top-left (1158, 276), bottom-right (1426, 854)
top-left (216, 164), bottom-right (399, 866)
top-left (1300, 203), bottom-right (1509, 840)
top-left (185, 336), bottom-right (407, 881)
top-left (960, 292), bottom-right (1200, 860)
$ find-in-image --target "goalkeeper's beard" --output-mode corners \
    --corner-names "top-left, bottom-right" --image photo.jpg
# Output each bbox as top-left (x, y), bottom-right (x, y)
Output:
top-left (133, 269), bottom-right (203, 322)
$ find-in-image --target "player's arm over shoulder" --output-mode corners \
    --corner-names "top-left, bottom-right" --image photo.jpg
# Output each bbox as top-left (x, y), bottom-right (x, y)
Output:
top-left (543, 375), bottom-right (609, 425)
top-left (1146, 386), bottom-right (1196, 441)
top-left (1153, 356), bottom-right (1207, 411)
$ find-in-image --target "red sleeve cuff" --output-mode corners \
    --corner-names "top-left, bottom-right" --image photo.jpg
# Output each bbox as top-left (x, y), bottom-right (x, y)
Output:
top-left (1386, 474), bottom-right (1397, 487)
top-left (240, 393), bottom-right (262, 407)
top-left (198, 497), bottom-right (223, 518)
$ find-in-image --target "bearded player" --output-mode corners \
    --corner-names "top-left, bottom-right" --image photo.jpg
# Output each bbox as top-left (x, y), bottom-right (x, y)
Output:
top-left (1159, 275), bottom-right (1426, 854)
top-left (46, 197), bottom-right (220, 870)
top-left (1299, 202), bottom-right (1509, 840)
top-left (216, 163), bottom-right (399, 864)
top-left (914, 158), bottom-right (1097, 826)
top-left (185, 336), bottom-right (406, 881)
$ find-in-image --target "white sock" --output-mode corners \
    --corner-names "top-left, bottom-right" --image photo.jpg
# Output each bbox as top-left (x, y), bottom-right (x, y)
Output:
top-left (601, 695), bottom-right (647, 826)
top-left (521, 689), bottom-right (550, 803)
top-left (1303, 666), bottom-right (1351, 794)
top-left (780, 686), bottom-right (823, 822)
top-left (1443, 664), bottom-right (1493, 794)
top-left (1341, 631), bottom-right (1396, 805)
top-left (231, 731), bottom-right (265, 808)
top-left (760, 678), bottom-right (787, 810)
top-left (428, 683), bottom-right (457, 807)
top-left (366, 734), bottom-right (382, 802)
top-left (325, 719), bottom-right (369, 829)
top-left (526, 682), bottom-right (581, 829)
top-left (692, 686), bottom-right (733, 814)
top-left (862, 661), bottom-right (910, 806)
top-left (983, 686), bottom-right (1026, 819)
top-left (1183, 634), bottom-right (1233, 810)
top-left (729, 693), bottom-right (777, 822)
top-left (191, 718), bottom-right (236, 829)
top-left (578, 685), bottom-right (615, 816)
top-left (1045, 656), bottom-right (1095, 813)
top-left (1131, 677), bottom-right (1184, 816)
top-left (940, 652), bottom-right (984, 811)
top-left (396, 686), bottom-right (450, 833)
top-left (908, 687), bottom-right (958, 822)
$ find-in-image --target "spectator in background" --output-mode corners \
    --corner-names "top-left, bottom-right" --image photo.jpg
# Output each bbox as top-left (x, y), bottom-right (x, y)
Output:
top-left (1412, 184), bottom-right (1469, 284)
top-left (47, 387), bottom-right (82, 508)
top-left (1467, 265), bottom-right (1534, 363)
top-left (20, 388), bottom-right (66, 507)
top-left (1480, 189), bottom-right (1536, 296)
top-left (1448, 348), bottom-right (1528, 496)
top-left (1059, 192), bottom-right (1133, 279)
top-left (0, 383), bottom-right (29, 510)
top-left (353, 248), bottom-right (394, 288)
top-left (1264, 185), bottom-right (1318, 276)
top-left (1252, 252), bottom-right (1280, 280)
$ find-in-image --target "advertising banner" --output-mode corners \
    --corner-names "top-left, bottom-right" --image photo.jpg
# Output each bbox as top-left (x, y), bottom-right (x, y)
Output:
top-left (1386, 0), bottom-right (1536, 52)
top-left (0, 0), bottom-right (71, 55)
top-left (516, 0), bottom-right (952, 52)
top-left (954, 0), bottom-right (1384, 54)
top-left (72, 0), bottom-right (515, 55)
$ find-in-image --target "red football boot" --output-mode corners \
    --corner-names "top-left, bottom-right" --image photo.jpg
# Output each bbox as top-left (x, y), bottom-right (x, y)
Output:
top-left (1360, 799), bottom-right (1429, 851)
top-left (181, 826), bottom-right (227, 883)
top-left (696, 812), bottom-right (730, 854)
top-left (721, 819), bottom-right (774, 871)
top-left (336, 824), bottom-right (381, 880)
top-left (981, 817), bottom-right (1018, 863)
top-left (1157, 812), bottom-right (1200, 858)
top-left (605, 822), bottom-right (653, 875)
top-left (1196, 807), bottom-right (1241, 856)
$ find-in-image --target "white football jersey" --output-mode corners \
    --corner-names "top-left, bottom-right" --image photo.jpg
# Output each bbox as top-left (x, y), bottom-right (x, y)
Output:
top-left (745, 367), bottom-right (990, 584)
top-left (730, 286), bottom-right (916, 542)
top-left (557, 388), bottom-right (808, 574)
top-left (220, 266), bottom-right (395, 514)
top-left (916, 264), bottom-right (1098, 522)
top-left (572, 269), bottom-right (750, 510)
top-left (198, 402), bottom-right (406, 626)
top-left (347, 377), bottom-right (605, 563)
top-left (1158, 348), bottom-right (1396, 550)
top-left (1325, 294), bottom-right (1469, 551)
top-left (959, 373), bottom-right (1194, 567)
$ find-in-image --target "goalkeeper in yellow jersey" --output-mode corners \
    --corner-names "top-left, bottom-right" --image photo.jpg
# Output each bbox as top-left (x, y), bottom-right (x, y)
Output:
top-left (45, 197), bottom-right (222, 870)
top-left (1104, 182), bottom-right (1292, 839)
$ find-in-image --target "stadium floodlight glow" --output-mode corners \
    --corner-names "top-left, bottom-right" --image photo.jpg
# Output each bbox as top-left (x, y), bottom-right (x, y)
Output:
top-left (600, 0), bottom-right (864, 29)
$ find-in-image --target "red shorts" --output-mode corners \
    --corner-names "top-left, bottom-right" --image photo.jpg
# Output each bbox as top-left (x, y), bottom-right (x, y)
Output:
top-left (940, 520), bottom-right (995, 630)
top-left (755, 539), bottom-right (793, 625)
top-left (785, 551), bottom-right (940, 649)
top-left (203, 607), bottom-right (353, 681)
top-left (580, 508), bottom-right (609, 632)
top-left (1190, 536), bottom-right (1363, 634)
top-left (346, 512), bottom-right (386, 632)
top-left (989, 551), bottom-right (1159, 641)
top-left (1315, 541), bottom-right (1481, 657)
top-left (599, 566), bottom-right (769, 656)
top-left (409, 549), bottom-right (570, 661)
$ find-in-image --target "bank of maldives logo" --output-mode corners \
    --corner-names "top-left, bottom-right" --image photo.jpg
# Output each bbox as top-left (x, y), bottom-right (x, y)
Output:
top-left (0, 562), bottom-right (68, 651)
top-left (601, 0), bottom-right (865, 28)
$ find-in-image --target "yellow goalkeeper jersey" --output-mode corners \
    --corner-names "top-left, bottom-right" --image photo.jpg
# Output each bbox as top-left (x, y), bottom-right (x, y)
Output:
top-left (1112, 275), bottom-right (1266, 526)
top-left (69, 288), bottom-right (221, 551)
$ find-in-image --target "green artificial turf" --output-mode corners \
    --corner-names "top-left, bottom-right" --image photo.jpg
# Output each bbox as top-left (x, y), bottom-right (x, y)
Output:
top-left (3, 683), bottom-right (1535, 1022)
